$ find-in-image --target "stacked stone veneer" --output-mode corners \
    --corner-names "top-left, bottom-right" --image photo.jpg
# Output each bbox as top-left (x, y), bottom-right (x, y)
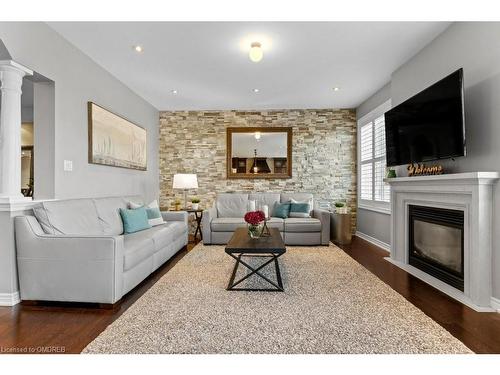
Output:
top-left (159, 109), bottom-right (357, 233)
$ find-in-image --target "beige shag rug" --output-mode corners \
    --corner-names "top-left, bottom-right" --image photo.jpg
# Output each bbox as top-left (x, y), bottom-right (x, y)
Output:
top-left (83, 244), bottom-right (471, 354)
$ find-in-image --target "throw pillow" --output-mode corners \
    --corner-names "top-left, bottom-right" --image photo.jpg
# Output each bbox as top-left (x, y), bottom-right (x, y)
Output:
top-left (129, 200), bottom-right (165, 227)
top-left (289, 202), bottom-right (311, 218)
top-left (119, 207), bottom-right (151, 234)
top-left (247, 200), bottom-right (256, 212)
top-left (128, 200), bottom-right (142, 209)
top-left (274, 202), bottom-right (291, 219)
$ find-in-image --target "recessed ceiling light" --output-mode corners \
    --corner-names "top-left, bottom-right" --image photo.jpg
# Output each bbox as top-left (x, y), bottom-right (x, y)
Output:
top-left (171, 90), bottom-right (178, 95)
top-left (249, 42), bottom-right (263, 63)
top-left (134, 45), bottom-right (143, 53)
top-left (333, 87), bottom-right (340, 91)
top-left (252, 88), bottom-right (260, 93)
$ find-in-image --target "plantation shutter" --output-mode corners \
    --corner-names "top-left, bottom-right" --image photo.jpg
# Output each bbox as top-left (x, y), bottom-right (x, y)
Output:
top-left (360, 122), bottom-right (373, 200)
top-left (359, 113), bottom-right (390, 205)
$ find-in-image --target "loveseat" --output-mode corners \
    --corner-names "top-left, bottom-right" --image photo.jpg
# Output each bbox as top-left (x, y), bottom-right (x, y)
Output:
top-left (14, 196), bottom-right (188, 304)
top-left (202, 193), bottom-right (330, 245)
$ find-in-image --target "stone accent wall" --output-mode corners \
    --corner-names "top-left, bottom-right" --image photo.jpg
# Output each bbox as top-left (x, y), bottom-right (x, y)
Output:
top-left (159, 109), bottom-right (357, 233)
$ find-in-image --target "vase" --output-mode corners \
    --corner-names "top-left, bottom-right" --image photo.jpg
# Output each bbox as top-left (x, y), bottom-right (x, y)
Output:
top-left (191, 203), bottom-right (199, 210)
top-left (247, 223), bottom-right (263, 239)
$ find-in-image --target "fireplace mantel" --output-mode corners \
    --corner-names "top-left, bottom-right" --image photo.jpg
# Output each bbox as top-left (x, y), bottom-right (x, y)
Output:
top-left (385, 172), bottom-right (499, 312)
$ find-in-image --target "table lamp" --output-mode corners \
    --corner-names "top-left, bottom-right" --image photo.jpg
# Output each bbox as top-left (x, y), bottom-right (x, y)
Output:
top-left (173, 173), bottom-right (198, 209)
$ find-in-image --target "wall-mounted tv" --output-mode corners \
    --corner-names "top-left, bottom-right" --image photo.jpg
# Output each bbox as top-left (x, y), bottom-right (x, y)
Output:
top-left (385, 68), bottom-right (466, 167)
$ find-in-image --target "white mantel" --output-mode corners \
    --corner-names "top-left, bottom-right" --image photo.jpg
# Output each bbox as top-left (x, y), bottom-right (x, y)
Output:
top-left (385, 172), bottom-right (499, 312)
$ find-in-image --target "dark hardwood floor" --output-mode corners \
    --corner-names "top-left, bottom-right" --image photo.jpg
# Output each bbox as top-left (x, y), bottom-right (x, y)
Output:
top-left (1, 236), bottom-right (499, 354)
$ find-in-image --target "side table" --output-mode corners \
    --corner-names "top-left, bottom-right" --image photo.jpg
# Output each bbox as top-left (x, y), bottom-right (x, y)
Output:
top-left (183, 208), bottom-right (203, 241)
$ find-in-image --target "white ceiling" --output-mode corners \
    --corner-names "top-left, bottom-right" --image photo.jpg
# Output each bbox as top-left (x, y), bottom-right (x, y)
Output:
top-left (47, 22), bottom-right (450, 111)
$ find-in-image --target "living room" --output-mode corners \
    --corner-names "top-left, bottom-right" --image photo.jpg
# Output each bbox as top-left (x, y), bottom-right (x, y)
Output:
top-left (1, 1), bottom-right (500, 373)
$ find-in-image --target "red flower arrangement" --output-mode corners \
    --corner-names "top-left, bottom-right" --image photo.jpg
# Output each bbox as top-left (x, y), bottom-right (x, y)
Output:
top-left (244, 210), bottom-right (265, 226)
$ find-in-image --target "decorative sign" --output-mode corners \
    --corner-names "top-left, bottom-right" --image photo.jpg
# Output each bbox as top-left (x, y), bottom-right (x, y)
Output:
top-left (407, 163), bottom-right (444, 177)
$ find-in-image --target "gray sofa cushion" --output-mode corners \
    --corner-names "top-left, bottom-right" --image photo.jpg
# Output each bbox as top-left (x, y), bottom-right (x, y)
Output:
top-left (216, 193), bottom-right (249, 218)
top-left (93, 197), bottom-right (128, 235)
top-left (211, 218), bottom-right (246, 232)
top-left (123, 230), bottom-right (155, 271)
top-left (248, 193), bottom-right (281, 216)
top-left (211, 217), bottom-right (284, 232)
top-left (284, 217), bottom-right (321, 232)
top-left (151, 222), bottom-right (187, 251)
top-left (34, 199), bottom-right (103, 235)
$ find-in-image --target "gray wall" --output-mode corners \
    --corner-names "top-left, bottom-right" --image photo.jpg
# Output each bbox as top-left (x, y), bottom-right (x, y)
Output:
top-left (390, 22), bottom-right (500, 298)
top-left (357, 83), bottom-right (391, 119)
top-left (0, 22), bottom-right (159, 202)
top-left (356, 83), bottom-right (392, 245)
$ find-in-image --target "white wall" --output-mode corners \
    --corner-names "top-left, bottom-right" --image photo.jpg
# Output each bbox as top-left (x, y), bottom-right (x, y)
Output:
top-left (390, 22), bottom-right (500, 299)
top-left (0, 22), bottom-right (159, 202)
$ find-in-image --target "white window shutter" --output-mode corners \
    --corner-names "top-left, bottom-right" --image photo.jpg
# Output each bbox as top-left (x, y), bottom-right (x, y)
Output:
top-left (358, 103), bottom-right (391, 209)
top-left (361, 163), bottom-right (373, 200)
top-left (360, 122), bottom-right (373, 162)
top-left (374, 115), bottom-right (386, 158)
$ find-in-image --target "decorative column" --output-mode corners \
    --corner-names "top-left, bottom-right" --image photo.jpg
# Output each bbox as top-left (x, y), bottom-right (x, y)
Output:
top-left (0, 60), bottom-right (33, 202)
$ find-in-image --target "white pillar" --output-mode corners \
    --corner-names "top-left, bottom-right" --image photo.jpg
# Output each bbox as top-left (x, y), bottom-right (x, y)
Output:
top-left (0, 60), bottom-right (33, 203)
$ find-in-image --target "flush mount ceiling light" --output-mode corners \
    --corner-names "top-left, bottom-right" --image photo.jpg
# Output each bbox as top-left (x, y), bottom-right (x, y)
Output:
top-left (133, 45), bottom-right (143, 53)
top-left (252, 88), bottom-right (260, 93)
top-left (171, 90), bottom-right (178, 95)
top-left (249, 42), bottom-right (263, 63)
top-left (333, 87), bottom-right (340, 91)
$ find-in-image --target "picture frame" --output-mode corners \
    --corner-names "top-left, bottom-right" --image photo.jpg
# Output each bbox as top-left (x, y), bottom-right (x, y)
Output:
top-left (88, 102), bottom-right (147, 171)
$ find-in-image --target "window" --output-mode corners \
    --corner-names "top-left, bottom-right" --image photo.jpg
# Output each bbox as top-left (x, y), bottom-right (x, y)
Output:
top-left (358, 101), bottom-right (391, 213)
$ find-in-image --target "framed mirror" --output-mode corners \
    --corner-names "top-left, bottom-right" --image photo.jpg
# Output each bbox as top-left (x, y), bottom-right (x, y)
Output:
top-left (227, 127), bottom-right (292, 179)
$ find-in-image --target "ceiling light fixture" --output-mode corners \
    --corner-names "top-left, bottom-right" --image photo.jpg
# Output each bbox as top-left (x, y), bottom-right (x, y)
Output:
top-left (254, 131), bottom-right (261, 140)
top-left (171, 90), bottom-right (178, 95)
top-left (249, 42), bottom-right (263, 63)
top-left (333, 87), bottom-right (340, 91)
top-left (134, 45), bottom-right (143, 53)
top-left (252, 88), bottom-right (260, 93)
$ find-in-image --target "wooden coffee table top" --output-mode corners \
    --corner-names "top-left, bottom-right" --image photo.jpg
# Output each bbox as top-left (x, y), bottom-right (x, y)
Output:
top-left (225, 228), bottom-right (286, 254)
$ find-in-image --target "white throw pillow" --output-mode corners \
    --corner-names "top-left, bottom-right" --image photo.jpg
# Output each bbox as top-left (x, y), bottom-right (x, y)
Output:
top-left (247, 199), bottom-right (256, 212)
top-left (128, 199), bottom-right (165, 227)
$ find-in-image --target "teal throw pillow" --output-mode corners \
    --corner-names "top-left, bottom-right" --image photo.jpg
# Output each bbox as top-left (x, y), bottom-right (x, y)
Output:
top-left (146, 206), bottom-right (161, 220)
top-left (274, 203), bottom-right (291, 219)
top-left (289, 202), bottom-right (311, 218)
top-left (120, 207), bottom-right (151, 234)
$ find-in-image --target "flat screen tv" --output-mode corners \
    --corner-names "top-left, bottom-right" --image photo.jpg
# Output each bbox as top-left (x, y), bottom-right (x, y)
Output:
top-left (385, 68), bottom-right (466, 167)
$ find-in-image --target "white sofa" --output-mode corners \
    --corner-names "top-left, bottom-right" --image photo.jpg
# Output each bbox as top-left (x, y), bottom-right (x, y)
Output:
top-left (202, 192), bottom-right (330, 245)
top-left (14, 196), bottom-right (188, 305)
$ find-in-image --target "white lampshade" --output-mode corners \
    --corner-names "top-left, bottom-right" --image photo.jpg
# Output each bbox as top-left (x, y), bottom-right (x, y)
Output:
top-left (173, 174), bottom-right (198, 189)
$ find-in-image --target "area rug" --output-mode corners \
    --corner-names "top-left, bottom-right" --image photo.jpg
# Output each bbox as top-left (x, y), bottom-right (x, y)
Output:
top-left (83, 243), bottom-right (472, 354)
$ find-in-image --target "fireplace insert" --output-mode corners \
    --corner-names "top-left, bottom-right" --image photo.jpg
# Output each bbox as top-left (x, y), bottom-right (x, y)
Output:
top-left (408, 205), bottom-right (464, 291)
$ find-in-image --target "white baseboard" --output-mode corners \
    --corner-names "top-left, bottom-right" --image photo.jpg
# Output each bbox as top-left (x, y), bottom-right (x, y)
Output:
top-left (355, 231), bottom-right (390, 252)
top-left (491, 297), bottom-right (500, 312)
top-left (0, 291), bottom-right (20, 306)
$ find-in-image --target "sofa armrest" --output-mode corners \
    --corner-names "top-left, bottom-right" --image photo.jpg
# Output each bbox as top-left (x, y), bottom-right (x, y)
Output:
top-left (15, 216), bottom-right (124, 303)
top-left (161, 210), bottom-right (188, 225)
top-left (201, 205), bottom-right (217, 244)
top-left (313, 209), bottom-right (330, 245)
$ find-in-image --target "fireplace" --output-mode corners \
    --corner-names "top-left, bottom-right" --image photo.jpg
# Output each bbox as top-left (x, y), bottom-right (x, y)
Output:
top-left (408, 205), bottom-right (464, 291)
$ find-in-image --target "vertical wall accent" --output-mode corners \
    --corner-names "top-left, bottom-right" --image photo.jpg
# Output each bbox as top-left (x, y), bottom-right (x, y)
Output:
top-left (159, 109), bottom-right (357, 233)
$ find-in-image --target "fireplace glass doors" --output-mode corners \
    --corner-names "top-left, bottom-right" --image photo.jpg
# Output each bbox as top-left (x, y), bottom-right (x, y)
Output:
top-left (408, 205), bottom-right (464, 291)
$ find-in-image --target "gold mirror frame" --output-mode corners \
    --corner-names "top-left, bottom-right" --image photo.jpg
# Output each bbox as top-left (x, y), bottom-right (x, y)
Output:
top-left (226, 127), bottom-right (292, 179)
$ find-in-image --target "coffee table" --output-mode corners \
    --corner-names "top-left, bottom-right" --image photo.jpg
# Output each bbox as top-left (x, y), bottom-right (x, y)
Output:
top-left (225, 227), bottom-right (286, 292)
